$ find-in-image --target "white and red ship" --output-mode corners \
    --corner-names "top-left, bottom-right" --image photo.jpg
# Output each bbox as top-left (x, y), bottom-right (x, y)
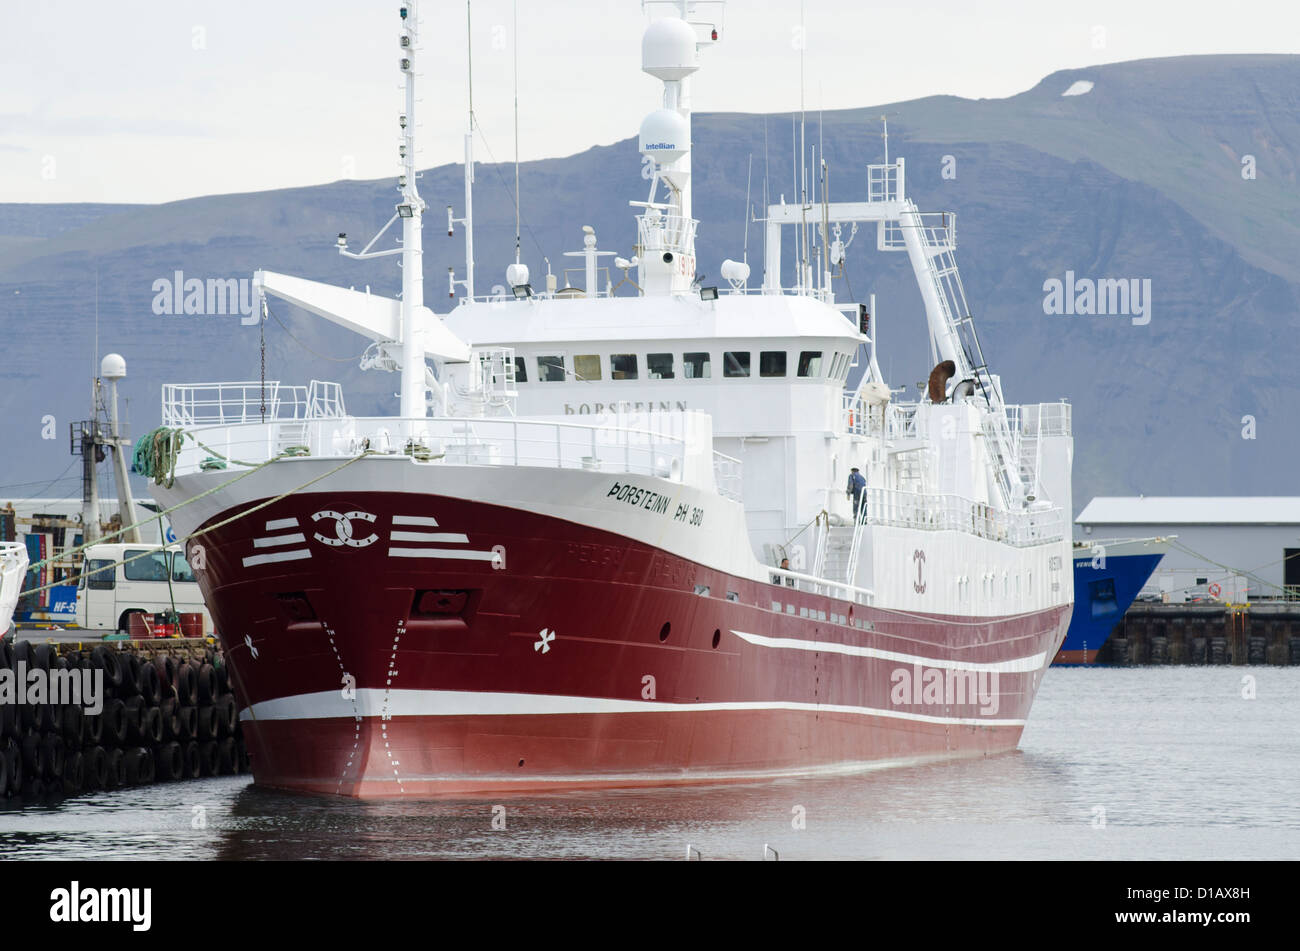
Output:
top-left (150, 1), bottom-right (1074, 797)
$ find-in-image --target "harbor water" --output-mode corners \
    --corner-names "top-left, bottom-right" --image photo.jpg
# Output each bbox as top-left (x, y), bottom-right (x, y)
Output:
top-left (2, 667), bottom-right (1297, 860)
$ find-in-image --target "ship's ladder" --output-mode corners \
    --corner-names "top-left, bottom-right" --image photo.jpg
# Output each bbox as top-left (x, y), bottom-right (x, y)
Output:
top-left (820, 524), bottom-right (856, 583)
top-left (892, 200), bottom-right (1027, 508)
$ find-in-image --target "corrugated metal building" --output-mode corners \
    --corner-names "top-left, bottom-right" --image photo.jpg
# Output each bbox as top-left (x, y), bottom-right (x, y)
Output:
top-left (1076, 497), bottom-right (1300, 601)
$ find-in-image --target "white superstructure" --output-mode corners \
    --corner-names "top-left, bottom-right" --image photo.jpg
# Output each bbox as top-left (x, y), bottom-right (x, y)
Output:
top-left (155, 0), bottom-right (1073, 621)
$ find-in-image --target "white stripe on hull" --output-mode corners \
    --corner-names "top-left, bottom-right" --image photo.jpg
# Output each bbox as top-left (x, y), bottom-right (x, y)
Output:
top-left (241, 549), bottom-right (313, 568)
top-left (387, 547), bottom-right (499, 561)
top-left (240, 687), bottom-right (1027, 727)
top-left (392, 515), bottom-right (441, 527)
top-left (730, 629), bottom-right (1048, 673)
top-left (252, 532), bottom-right (308, 548)
top-left (389, 531), bottom-right (470, 543)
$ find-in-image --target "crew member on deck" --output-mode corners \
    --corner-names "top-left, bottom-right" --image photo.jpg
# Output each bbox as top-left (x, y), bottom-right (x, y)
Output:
top-left (847, 467), bottom-right (867, 520)
top-left (779, 557), bottom-right (795, 588)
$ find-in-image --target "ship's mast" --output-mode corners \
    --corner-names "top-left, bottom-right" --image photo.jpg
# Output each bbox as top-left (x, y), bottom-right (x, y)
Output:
top-left (447, 3), bottom-right (476, 301)
top-left (636, 3), bottom-right (716, 296)
top-left (398, 2), bottom-right (426, 420)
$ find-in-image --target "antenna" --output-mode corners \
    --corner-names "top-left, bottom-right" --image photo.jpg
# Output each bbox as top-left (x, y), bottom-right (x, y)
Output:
top-left (881, 114), bottom-right (889, 165)
top-left (762, 117), bottom-right (770, 289)
top-left (819, 91), bottom-right (824, 294)
top-left (791, 115), bottom-right (798, 290)
top-left (92, 265), bottom-right (99, 404)
top-left (798, 0), bottom-right (808, 295)
top-left (447, 2), bottom-right (476, 299)
top-left (742, 153), bottom-right (752, 265)
top-left (513, 0), bottom-right (521, 266)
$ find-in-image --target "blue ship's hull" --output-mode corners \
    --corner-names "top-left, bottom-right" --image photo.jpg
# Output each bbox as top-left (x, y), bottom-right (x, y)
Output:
top-left (1054, 548), bottom-right (1166, 664)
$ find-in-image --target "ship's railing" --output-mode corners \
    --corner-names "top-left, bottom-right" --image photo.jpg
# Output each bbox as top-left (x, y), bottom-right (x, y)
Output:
top-left (865, 487), bottom-right (1066, 547)
top-left (712, 451), bottom-right (743, 502)
top-left (878, 212), bottom-right (956, 252)
top-left (767, 565), bottom-right (875, 606)
top-left (173, 415), bottom-right (743, 499)
top-left (1071, 536), bottom-right (1172, 552)
top-left (884, 401), bottom-right (924, 440)
top-left (307, 381), bottom-right (348, 419)
top-left (866, 163), bottom-right (901, 203)
top-left (162, 380), bottom-right (345, 427)
top-left (1020, 400), bottom-right (1071, 437)
top-left (636, 212), bottom-right (698, 255)
top-left (856, 399), bottom-right (1070, 443)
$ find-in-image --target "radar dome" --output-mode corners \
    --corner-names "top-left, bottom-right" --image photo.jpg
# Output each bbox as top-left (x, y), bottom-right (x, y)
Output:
top-left (642, 17), bottom-right (698, 81)
top-left (720, 259), bottom-right (751, 283)
top-left (100, 353), bottom-right (126, 380)
top-left (639, 108), bottom-right (690, 163)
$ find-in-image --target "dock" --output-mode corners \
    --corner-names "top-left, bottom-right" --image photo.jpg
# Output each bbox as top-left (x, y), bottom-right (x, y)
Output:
top-left (1100, 601), bottom-right (1300, 665)
top-left (1, 636), bottom-right (246, 801)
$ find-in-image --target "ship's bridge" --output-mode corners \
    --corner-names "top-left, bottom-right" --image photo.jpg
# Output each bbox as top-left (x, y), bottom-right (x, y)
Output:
top-left (442, 291), bottom-right (866, 440)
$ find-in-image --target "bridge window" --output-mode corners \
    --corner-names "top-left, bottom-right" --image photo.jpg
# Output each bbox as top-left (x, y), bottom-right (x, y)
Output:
top-left (647, 353), bottom-right (674, 379)
top-left (610, 354), bottom-right (639, 380)
top-left (574, 354), bottom-right (602, 381)
top-left (512, 357), bottom-right (528, 383)
top-left (797, 351), bottom-right (822, 377)
top-left (759, 351), bottom-right (787, 377)
top-left (723, 351), bottom-right (751, 378)
top-left (537, 355), bottom-right (566, 382)
top-left (830, 353), bottom-right (843, 378)
top-left (683, 352), bottom-right (711, 379)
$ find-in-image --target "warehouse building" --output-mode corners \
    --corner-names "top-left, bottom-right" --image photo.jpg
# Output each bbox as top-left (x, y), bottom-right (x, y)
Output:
top-left (1076, 497), bottom-right (1300, 602)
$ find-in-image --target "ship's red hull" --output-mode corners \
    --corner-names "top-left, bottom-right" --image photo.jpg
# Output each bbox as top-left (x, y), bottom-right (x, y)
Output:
top-left (194, 491), bottom-right (1068, 797)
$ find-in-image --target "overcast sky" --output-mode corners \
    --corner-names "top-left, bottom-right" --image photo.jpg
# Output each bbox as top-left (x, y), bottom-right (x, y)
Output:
top-left (2, 0), bottom-right (1296, 204)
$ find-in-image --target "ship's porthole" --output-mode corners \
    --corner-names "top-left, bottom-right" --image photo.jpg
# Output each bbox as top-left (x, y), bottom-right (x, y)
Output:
top-left (711, 629), bottom-right (721, 649)
top-left (659, 622), bottom-right (671, 642)
top-left (518, 758), bottom-right (525, 767)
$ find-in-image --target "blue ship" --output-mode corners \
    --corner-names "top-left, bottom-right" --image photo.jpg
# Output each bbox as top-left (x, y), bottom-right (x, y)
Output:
top-left (1054, 537), bottom-right (1169, 664)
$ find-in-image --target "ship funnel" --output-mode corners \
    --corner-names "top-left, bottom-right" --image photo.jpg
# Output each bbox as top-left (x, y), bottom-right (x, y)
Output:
top-left (642, 17), bottom-right (698, 80)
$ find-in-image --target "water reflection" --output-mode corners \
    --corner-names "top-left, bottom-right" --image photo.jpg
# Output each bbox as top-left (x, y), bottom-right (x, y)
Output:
top-left (2, 669), bottom-right (1299, 859)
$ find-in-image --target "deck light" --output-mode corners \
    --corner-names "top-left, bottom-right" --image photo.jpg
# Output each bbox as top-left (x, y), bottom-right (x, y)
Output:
top-left (397, 204), bottom-right (414, 218)
top-left (700, 286), bottom-right (719, 301)
top-left (512, 283), bottom-right (534, 299)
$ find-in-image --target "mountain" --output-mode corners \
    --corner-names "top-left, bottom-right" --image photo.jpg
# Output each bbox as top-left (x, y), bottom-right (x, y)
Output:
top-left (2, 54), bottom-right (1297, 514)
